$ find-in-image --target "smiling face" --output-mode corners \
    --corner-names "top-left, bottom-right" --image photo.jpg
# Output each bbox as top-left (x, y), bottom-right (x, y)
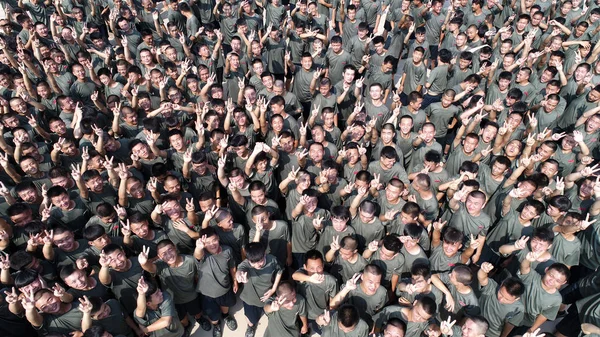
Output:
top-left (36, 293), bottom-right (61, 314)
top-left (53, 231), bottom-right (76, 251)
top-left (64, 269), bottom-right (89, 290)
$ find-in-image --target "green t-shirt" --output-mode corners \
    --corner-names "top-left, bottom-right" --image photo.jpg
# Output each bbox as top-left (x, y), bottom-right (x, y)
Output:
top-left (519, 270), bottom-right (562, 326)
top-left (479, 279), bottom-right (524, 337)
top-left (265, 294), bottom-right (307, 337)
top-left (237, 254), bottom-right (283, 307)
top-left (197, 245), bottom-right (236, 298)
top-left (154, 255), bottom-right (198, 304)
top-left (134, 291), bottom-right (183, 337)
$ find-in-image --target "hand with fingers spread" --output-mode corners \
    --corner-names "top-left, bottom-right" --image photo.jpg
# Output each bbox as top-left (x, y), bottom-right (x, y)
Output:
top-left (514, 235), bottom-right (530, 250)
top-left (121, 220), bottom-right (132, 236)
top-left (440, 317), bottom-right (457, 336)
top-left (236, 271), bottom-right (248, 283)
top-left (185, 198), bottom-right (195, 212)
top-left (3, 287), bottom-right (18, 304)
top-left (138, 246), bottom-right (150, 265)
top-left (21, 289), bottom-right (36, 311)
top-left (137, 276), bottom-right (149, 295)
top-left (196, 234), bottom-right (208, 251)
top-left (580, 213), bottom-right (597, 231)
top-left (79, 296), bottom-right (93, 314)
top-left (344, 273), bottom-right (361, 291)
top-left (330, 235), bottom-right (341, 251)
top-left (312, 215), bottom-right (325, 230)
top-left (205, 205), bottom-right (219, 221)
top-left (270, 295), bottom-right (287, 311)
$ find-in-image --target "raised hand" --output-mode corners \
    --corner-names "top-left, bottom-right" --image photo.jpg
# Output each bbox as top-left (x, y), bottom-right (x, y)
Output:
top-left (236, 271), bottom-right (248, 283)
top-left (480, 262), bottom-right (494, 274)
top-left (185, 198), bottom-right (195, 212)
top-left (344, 272), bottom-right (361, 291)
top-left (440, 317), bottom-right (457, 336)
top-left (138, 245), bottom-right (150, 265)
top-left (513, 235), bottom-right (529, 250)
top-left (196, 234), bottom-right (207, 251)
top-left (580, 213), bottom-right (597, 231)
top-left (270, 295), bottom-right (286, 311)
top-left (3, 287), bottom-right (18, 304)
top-left (137, 276), bottom-right (149, 294)
top-left (367, 240), bottom-right (379, 252)
top-left (78, 296), bottom-right (93, 314)
top-left (330, 235), bottom-right (340, 251)
top-left (121, 220), bottom-right (132, 236)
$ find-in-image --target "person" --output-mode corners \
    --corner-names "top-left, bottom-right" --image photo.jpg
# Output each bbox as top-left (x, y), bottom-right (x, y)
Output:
top-left (134, 276), bottom-right (184, 337)
top-left (263, 280), bottom-right (308, 337)
top-left (477, 262), bottom-right (525, 337)
top-left (291, 249), bottom-right (338, 333)
top-left (0, 0), bottom-right (599, 335)
top-left (193, 227), bottom-right (239, 336)
top-left (236, 242), bottom-right (284, 337)
top-left (137, 239), bottom-right (204, 334)
top-left (316, 304), bottom-right (370, 337)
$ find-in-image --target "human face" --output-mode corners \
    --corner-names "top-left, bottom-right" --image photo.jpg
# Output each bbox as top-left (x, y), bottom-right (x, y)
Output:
top-left (463, 137), bottom-right (479, 154)
top-left (131, 221), bottom-right (149, 238)
top-left (249, 256), bottom-right (266, 269)
top-left (465, 195), bottom-right (485, 214)
top-left (411, 303), bottom-right (432, 322)
top-left (218, 214), bottom-right (234, 231)
top-left (409, 98), bottom-right (423, 111)
top-left (123, 110), bottom-right (138, 125)
top-left (169, 134), bottom-right (184, 151)
top-left (301, 56), bottom-right (313, 70)
top-left (163, 179), bottom-right (181, 195)
top-left (36, 293), bottom-right (61, 314)
top-left (542, 268), bottom-right (567, 290)
top-left (420, 125), bottom-right (435, 143)
top-left (443, 239), bottom-right (462, 256)
top-left (158, 244), bottom-right (179, 265)
top-left (530, 237), bottom-right (551, 253)
top-left (65, 269), bottom-right (89, 290)
top-left (280, 136), bottom-right (295, 153)
top-left (379, 245), bottom-right (397, 261)
top-left (304, 196), bottom-right (318, 213)
top-left (537, 144), bottom-right (554, 160)
top-left (381, 156), bottom-right (396, 170)
top-left (519, 205), bottom-right (539, 221)
top-left (506, 113), bottom-right (522, 129)
top-left (331, 216), bottom-right (348, 232)
top-left (162, 200), bottom-right (182, 219)
top-left (339, 246), bottom-right (356, 261)
top-left (361, 271), bottom-right (381, 295)
top-left (488, 162), bottom-right (507, 179)
top-left (304, 258), bottom-right (324, 275)
top-left (370, 86), bottom-right (383, 100)
top-left (580, 178), bottom-right (595, 198)
top-left (505, 140), bottom-right (522, 157)
top-left (85, 175), bottom-right (104, 193)
top-left (10, 209), bottom-right (33, 226)
top-left (250, 189), bottom-right (266, 205)
top-left (540, 162), bottom-right (558, 178)
top-left (51, 193), bottom-right (72, 210)
top-left (516, 18), bottom-right (528, 31)
top-left (107, 249), bottom-right (128, 269)
top-left (132, 143), bottom-right (149, 159)
top-left (575, 66), bottom-right (590, 83)
top-left (126, 179), bottom-right (145, 199)
top-left (497, 285), bottom-right (519, 304)
top-left (53, 231), bottom-right (75, 251)
top-left (10, 98), bottom-right (27, 114)
top-left (461, 319), bottom-right (484, 337)
top-left (17, 187), bottom-right (38, 203)
top-left (331, 42), bottom-right (342, 53)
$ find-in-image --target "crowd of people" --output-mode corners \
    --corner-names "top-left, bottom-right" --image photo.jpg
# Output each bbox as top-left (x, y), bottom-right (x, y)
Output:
top-left (1, 0), bottom-right (600, 336)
